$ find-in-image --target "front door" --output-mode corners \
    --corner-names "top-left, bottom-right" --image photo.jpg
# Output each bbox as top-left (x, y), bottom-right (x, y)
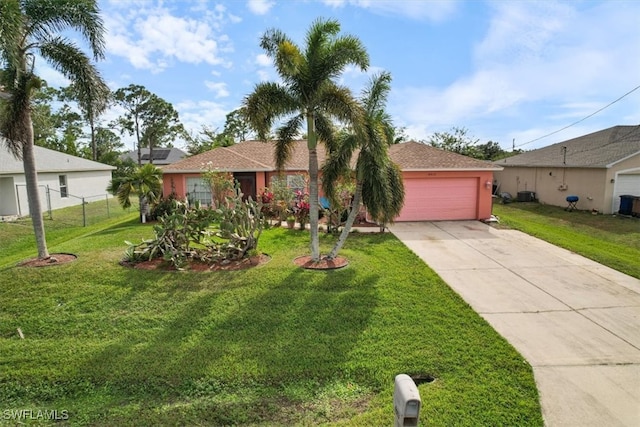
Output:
top-left (233, 172), bottom-right (256, 201)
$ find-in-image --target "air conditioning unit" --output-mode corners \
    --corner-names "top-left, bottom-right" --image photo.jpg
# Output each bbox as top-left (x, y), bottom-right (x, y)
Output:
top-left (558, 183), bottom-right (568, 191)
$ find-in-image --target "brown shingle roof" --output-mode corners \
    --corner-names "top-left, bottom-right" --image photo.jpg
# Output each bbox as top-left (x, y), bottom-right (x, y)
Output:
top-left (389, 141), bottom-right (501, 170)
top-left (496, 125), bottom-right (640, 168)
top-left (163, 139), bottom-right (500, 173)
top-left (163, 140), bottom-right (330, 173)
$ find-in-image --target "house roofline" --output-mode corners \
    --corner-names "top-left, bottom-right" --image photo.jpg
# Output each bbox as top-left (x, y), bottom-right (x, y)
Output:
top-left (163, 167), bottom-right (317, 174)
top-left (606, 150), bottom-right (640, 168)
top-left (402, 167), bottom-right (503, 172)
top-left (499, 164), bottom-right (606, 169)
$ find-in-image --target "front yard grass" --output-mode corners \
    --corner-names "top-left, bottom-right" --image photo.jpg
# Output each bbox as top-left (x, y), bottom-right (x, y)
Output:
top-left (0, 214), bottom-right (542, 426)
top-left (493, 202), bottom-right (640, 279)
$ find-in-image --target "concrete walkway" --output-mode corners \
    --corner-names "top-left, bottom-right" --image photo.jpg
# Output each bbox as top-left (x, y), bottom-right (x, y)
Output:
top-left (389, 221), bottom-right (640, 427)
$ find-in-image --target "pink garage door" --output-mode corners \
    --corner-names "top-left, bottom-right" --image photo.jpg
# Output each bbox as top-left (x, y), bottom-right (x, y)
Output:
top-left (396, 177), bottom-right (479, 221)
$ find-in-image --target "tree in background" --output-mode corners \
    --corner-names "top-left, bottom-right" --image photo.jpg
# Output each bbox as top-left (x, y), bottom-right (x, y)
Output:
top-left (113, 85), bottom-right (184, 165)
top-left (185, 125), bottom-right (234, 155)
top-left (185, 108), bottom-right (254, 156)
top-left (427, 126), bottom-right (513, 161)
top-left (113, 84), bottom-right (148, 165)
top-left (428, 126), bottom-right (482, 159)
top-left (60, 80), bottom-right (110, 161)
top-left (322, 72), bottom-right (404, 259)
top-left (82, 127), bottom-right (124, 164)
top-left (139, 93), bottom-right (185, 163)
top-left (244, 18), bottom-right (369, 262)
top-left (223, 107), bottom-right (253, 142)
top-left (0, 0), bottom-right (107, 259)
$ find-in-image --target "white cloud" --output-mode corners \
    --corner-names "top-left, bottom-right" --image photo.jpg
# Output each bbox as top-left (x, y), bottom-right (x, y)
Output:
top-left (204, 81), bottom-right (230, 98)
top-left (321, 0), bottom-right (458, 22)
top-left (393, 1), bottom-right (640, 145)
top-left (104, 6), bottom-right (232, 73)
top-left (247, 0), bottom-right (275, 15)
top-left (255, 53), bottom-right (271, 67)
top-left (176, 100), bottom-right (230, 137)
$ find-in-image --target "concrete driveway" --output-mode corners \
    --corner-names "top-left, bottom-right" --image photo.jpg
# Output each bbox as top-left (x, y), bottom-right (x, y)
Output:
top-left (389, 221), bottom-right (640, 427)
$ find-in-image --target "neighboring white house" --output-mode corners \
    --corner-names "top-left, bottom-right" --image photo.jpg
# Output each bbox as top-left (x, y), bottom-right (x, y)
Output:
top-left (1, 142), bottom-right (116, 217)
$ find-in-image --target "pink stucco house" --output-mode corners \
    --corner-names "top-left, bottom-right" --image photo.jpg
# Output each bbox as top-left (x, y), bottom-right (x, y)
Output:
top-left (162, 140), bottom-right (501, 222)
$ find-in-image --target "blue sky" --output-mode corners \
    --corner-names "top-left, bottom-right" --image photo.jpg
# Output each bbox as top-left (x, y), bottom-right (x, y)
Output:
top-left (38, 0), bottom-right (640, 151)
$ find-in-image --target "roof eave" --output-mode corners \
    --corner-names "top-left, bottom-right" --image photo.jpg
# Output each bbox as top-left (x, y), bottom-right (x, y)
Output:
top-left (500, 163), bottom-right (606, 169)
top-left (606, 150), bottom-right (640, 168)
top-left (402, 167), bottom-right (503, 172)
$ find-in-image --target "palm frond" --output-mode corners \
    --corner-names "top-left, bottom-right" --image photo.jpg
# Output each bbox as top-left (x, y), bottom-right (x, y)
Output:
top-left (305, 18), bottom-right (340, 58)
top-left (316, 83), bottom-right (363, 127)
top-left (273, 136), bottom-right (297, 172)
top-left (24, 0), bottom-right (105, 59)
top-left (243, 82), bottom-right (298, 140)
top-left (362, 71), bottom-right (392, 115)
top-left (0, 1), bottom-right (24, 68)
top-left (321, 132), bottom-right (358, 201)
top-left (260, 28), bottom-right (289, 58)
top-left (322, 35), bottom-right (369, 79)
top-left (314, 113), bottom-right (337, 151)
top-left (38, 36), bottom-right (104, 90)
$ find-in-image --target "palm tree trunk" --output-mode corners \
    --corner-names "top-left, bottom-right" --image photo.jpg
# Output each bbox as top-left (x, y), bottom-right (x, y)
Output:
top-left (327, 180), bottom-right (362, 259)
top-left (22, 115), bottom-right (50, 259)
top-left (307, 114), bottom-right (320, 261)
top-left (140, 194), bottom-right (148, 223)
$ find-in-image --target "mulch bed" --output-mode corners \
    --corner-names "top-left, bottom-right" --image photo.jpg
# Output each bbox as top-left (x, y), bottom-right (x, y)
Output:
top-left (18, 253), bottom-right (77, 268)
top-left (293, 255), bottom-right (348, 270)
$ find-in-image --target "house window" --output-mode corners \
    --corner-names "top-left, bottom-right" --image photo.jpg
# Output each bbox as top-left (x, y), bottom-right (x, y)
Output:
top-left (59, 175), bottom-right (68, 198)
top-left (286, 174), bottom-right (306, 192)
top-left (185, 177), bottom-right (211, 206)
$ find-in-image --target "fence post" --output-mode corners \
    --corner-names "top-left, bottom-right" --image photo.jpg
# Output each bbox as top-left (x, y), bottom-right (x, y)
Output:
top-left (106, 194), bottom-right (110, 217)
top-left (82, 197), bottom-right (86, 227)
top-left (15, 184), bottom-right (22, 216)
top-left (46, 185), bottom-right (52, 219)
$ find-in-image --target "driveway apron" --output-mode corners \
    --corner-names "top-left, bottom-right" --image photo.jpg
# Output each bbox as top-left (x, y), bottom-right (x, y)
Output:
top-left (389, 221), bottom-right (640, 427)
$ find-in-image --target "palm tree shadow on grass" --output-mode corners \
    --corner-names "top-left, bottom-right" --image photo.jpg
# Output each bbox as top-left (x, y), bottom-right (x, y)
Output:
top-left (74, 265), bottom-right (379, 424)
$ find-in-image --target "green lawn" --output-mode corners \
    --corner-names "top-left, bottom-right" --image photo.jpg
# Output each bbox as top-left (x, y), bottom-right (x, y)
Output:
top-left (0, 209), bottom-right (542, 426)
top-left (493, 202), bottom-right (640, 279)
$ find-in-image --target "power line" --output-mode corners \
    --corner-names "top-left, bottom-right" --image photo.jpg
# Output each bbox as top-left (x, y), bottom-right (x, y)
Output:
top-left (515, 84), bottom-right (640, 148)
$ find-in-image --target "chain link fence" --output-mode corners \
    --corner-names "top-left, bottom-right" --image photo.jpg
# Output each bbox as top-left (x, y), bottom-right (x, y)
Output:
top-left (14, 185), bottom-right (138, 227)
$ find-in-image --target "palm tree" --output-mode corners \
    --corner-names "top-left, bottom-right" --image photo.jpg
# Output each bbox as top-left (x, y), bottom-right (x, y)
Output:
top-left (244, 18), bottom-right (369, 262)
top-left (0, 0), bottom-right (107, 259)
top-left (108, 164), bottom-right (162, 223)
top-left (322, 72), bottom-right (405, 259)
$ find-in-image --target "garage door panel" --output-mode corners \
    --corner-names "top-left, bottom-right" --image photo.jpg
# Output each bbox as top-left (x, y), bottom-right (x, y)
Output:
top-left (397, 177), bottom-right (478, 221)
top-left (612, 174), bottom-right (640, 213)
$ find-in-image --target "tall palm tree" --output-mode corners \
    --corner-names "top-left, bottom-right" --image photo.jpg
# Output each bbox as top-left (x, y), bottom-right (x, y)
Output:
top-left (322, 72), bottom-right (405, 259)
top-left (244, 18), bottom-right (369, 262)
top-left (0, 0), bottom-right (107, 259)
top-left (108, 163), bottom-right (162, 223)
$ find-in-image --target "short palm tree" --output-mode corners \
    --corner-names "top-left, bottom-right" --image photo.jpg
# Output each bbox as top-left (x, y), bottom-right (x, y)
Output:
top-left (109, 164), bottom-right (162, 223)
top-left (0, 0), bottom-right (108, 259)
top-left (244, 18), bottom-right (369, 262)
top-left (322, 72), bottom-right (405, 259)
